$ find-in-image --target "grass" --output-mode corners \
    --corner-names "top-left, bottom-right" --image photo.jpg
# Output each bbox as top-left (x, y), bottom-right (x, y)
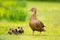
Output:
top-left (0, 1), bottom-right (27, 21)
top-left (0, 1), bottom-right (60, 40)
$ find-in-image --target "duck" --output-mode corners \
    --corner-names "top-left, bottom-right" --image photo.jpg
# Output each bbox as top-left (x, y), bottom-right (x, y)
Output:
top-left (29, 8), bottom-right (45, 35)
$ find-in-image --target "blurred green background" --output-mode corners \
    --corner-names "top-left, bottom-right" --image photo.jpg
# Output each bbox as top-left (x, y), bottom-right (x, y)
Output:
top-left (0, 0), bottom-right (27, 22)
top-left (0, 0), bottom-right (60, 40)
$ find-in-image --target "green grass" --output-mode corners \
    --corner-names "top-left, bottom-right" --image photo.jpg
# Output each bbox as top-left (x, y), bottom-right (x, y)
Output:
top-left (0, 1), bottom-right (27, 21)
top-left (0, 1), bottom-right (60, 40)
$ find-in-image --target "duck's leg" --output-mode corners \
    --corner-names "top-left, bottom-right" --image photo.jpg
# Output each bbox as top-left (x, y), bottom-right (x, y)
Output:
top-left (40, 32), bottom-right (41, 35)
top-left (33, 30), bottom-right (34, 36)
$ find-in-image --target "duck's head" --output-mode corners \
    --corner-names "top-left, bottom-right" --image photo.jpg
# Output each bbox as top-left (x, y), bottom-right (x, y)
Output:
top-left (30, 8), bottom-right (37, 12)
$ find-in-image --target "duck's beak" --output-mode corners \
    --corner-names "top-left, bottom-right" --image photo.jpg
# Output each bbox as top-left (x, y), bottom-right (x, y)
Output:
top-left (29, 9), bottom-right (32, 11)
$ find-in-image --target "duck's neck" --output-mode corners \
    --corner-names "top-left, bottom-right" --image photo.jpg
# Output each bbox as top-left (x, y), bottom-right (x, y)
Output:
top-left (30, 11), bottom-right (37, 20)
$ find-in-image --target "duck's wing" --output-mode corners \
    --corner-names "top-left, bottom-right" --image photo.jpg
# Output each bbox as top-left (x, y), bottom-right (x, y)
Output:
top-left (35, 20), bottom-right (45, 28)
top-left (39, 21), bottom-right (45, 28)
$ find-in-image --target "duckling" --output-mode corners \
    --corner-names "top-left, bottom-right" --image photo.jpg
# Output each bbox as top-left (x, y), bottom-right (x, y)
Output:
top-left (8, 28), bottom-right (12, 35)
top-left (17, 27), bottom-right (24, 34)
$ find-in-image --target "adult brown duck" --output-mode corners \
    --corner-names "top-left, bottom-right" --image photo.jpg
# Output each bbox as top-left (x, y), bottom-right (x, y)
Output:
top-left (29, 8), bottom-right (45, 35)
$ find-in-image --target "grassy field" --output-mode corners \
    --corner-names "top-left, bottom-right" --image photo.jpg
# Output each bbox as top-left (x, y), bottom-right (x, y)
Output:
top-left (0, 1), bottom-right (60, 40)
